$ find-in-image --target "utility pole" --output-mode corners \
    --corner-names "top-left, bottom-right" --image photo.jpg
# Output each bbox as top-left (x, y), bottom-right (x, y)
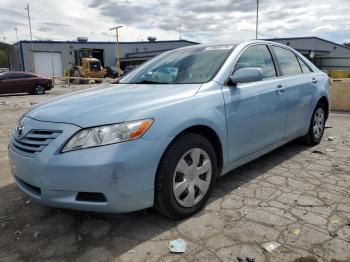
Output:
top-left (256, 0), bottom-right (259, 39)
top-left (109, 26), bottom-right (123, 78)
top-left (14, 27), bottom-right (18, 42)
top-left (25, 3), bottom-right (35, 72)
top-left (179, 24), bottom-right (182, 40)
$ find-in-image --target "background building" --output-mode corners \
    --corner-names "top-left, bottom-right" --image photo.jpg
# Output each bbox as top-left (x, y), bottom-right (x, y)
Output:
top-left (2, 36), bottom-right (350, 76)
top-left (267, 37), bottom-right (350, 71)
top-left (7, 38), bottom-right (198, 77)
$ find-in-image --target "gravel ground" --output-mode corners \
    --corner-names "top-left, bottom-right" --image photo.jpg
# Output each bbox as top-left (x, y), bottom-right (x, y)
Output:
top-left (0, 85), bottom-right (349, 262)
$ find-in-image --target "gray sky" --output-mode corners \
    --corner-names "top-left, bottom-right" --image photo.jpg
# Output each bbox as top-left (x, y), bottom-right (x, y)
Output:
top-left (0, 0), bottom-right (349, 44)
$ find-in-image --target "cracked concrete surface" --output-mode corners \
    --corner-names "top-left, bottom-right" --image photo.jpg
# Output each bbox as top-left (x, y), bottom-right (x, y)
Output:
top-left (0, 86), bottom-right (349, 262)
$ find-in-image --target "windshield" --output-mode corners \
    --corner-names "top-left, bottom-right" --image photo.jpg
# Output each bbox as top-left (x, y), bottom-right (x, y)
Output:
top-left (90, 61), bottom-right (101, 71)
top-left (120, 45), bottom-right (234, 84)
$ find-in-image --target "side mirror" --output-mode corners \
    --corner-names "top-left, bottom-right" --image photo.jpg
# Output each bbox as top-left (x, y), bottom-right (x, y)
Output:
top-left (228, 67), bottom-right (264, 85)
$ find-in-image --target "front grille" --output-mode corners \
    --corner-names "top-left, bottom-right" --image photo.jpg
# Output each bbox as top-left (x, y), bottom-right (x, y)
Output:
top-left (11, 129), bottom-right (62, 157)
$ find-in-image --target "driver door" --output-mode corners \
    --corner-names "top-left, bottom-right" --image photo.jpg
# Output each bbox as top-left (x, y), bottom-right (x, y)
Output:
top-left (222, 44), bottom-right (287, 163)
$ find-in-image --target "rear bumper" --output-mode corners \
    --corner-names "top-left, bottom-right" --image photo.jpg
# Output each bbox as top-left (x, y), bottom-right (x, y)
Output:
top-left (8, 117), bottom-right (172, 213)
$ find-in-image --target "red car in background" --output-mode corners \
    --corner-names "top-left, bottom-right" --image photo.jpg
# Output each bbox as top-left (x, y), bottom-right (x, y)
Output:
top-left (0, 71), bottom-right (53, 95)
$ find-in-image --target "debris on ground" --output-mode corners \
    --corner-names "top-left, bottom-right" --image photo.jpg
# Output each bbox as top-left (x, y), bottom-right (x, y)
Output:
top-left (312, 150), bottom-right (325, 155)
top-left (0, 101), bottom-right (10, 105)
top-left (25, 200), bottom-right (31, 204)
top-left (127, 250), bottom-right (136, 254)
top-left (169, 239), bottom-right (186, 253)
top-left (33, 231), bottom-right (40, 239)
top-left (294, 199), bottom-right (313, 207)
top-left (293, 228), bottom-right (301, 236)
top-left (14, 196), bottom-right (22, 202)
top-left (14, 230), bottom-right (22, 235)
top-left (0, 216), bottom-right (15, 222)
top-left (292, 256), bottom-right (319, 262)
top-left (77, 234), bottom-right (82, 241)
top-left (262, 241), bottom-right (281, 253)
top-left (328, 230), bottom-right (338, 237)
top-left (237, 257), bottom-right (255, 262)
top-left (325, 124), bottom-right (332, 129)
top-left (30, 102), bottom-right (37, 106)
top-left (328, 136), bottom-right (335, 141)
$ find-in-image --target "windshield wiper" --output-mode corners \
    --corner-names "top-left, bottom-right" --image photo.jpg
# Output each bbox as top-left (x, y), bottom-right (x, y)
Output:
top-left (133, 79), bottom-right (168, 84)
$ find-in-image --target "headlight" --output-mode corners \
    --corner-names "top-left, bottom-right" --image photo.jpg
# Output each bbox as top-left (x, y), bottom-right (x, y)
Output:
top-left (61, 119), bottom-right (153, 152)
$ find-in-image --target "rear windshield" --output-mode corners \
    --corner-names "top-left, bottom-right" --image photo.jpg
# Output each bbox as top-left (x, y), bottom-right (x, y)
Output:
top-left (120, 45), bottom-right (234, 84)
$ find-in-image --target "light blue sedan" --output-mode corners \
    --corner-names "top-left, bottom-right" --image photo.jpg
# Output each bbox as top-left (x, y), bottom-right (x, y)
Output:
top-left (8, 41), bottom-right (330, 219)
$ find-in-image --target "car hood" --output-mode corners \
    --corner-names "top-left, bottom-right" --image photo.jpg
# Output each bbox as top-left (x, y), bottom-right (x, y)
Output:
top-left (26, 83), bottom-right (201, 127)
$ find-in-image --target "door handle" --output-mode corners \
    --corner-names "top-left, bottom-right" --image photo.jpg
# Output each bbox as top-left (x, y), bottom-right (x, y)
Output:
top-left (276, 84), bottom-right (285, 93)
top-left (312, 78), bottom-right (318, 84)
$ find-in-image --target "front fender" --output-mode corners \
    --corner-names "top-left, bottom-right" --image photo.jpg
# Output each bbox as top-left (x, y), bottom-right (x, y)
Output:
top-left (130, 82), bottom-right (229, 168)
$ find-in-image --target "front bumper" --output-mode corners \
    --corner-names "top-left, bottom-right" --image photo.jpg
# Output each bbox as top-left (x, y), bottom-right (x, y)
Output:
top-left (8, 117), bottom-right (171, 213)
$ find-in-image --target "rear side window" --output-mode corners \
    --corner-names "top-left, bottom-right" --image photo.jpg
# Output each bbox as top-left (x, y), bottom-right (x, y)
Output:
top-left (297, 57), bottom-right (312, 73)
top-left (272, 46), bottom-right (302, 76)
top-left (3, 73), bottom-right (22, 80)
top-left (235, 45), bottom-right (276, 79)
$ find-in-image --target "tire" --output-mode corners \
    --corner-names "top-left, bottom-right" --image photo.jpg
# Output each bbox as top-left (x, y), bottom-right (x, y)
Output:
top-left (302, 103), bottom-right (326, 145)
top-left (74, 69), bottom-right (83, 84)
top-left (155, 133), bottom-right (218, 219)
top-left (33, 85), bottom-right (45, 95)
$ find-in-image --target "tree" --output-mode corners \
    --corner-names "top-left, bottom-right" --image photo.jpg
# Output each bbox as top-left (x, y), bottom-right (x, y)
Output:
top-left (343, 42), bottom-right (350, 48)
top-left (0, 50), bottom-right (8, 68)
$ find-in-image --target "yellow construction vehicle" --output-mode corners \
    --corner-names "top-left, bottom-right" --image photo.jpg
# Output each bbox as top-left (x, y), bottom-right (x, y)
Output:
top-left (69, 48), bottom-right (107, 83)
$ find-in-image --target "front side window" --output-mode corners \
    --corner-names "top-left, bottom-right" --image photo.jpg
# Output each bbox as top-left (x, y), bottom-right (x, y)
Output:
top-left (21, 73), bottom-right (36, 78)
top-left (120, 45), bottom-right (234, 84)
top-left (235, 45), bottom-right (276, 79)
top-left (297, 57), bottom-right (312, 73)
top-left (3, 73), bottom-right (21, 80)
top-left (272, 46), bottom-right (302, 76)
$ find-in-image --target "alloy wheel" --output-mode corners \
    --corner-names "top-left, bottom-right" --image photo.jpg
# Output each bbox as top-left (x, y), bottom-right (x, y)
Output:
top-left (35, 85), bottom-right (45, 95)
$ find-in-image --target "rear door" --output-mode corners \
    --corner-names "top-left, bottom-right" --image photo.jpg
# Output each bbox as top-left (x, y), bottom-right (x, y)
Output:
top-left (19, 73), bottom-right (38, 92)
top-left (222, 44), bottom-right (287, 163)
top-left (270, 46), bottom-right (316, 138)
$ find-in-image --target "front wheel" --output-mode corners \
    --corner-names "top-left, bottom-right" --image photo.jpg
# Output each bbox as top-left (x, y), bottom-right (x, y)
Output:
top-left (74, 70), bottom-right (83, 84)
top-left (155, 133), bottom-right (217, 219)
top-left (302, 103), bottom-right (326, 145)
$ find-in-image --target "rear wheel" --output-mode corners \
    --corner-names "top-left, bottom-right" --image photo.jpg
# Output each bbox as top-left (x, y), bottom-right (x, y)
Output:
top-left (33, 85), bottom-right (45, 95)
top-left (155, 133), bottom-right (217, 219)
top-left (302, 103), bottom-right (326, 145)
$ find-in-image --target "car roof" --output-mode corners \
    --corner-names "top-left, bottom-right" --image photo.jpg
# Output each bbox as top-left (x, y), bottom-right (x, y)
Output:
top-left (176, 40), bottom-right (292, 51)
top-left (1, 71), bottom-right (48, 78)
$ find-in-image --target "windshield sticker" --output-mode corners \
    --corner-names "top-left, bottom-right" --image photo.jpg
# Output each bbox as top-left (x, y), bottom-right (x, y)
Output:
top-left (204, 45), bottom-right (233, 51)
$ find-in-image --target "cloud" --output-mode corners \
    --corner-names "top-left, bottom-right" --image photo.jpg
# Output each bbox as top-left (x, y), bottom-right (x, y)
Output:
top-left (0, 7), bottom-right (26, 19)
top-left (0, 0), bottom-right (349, 45)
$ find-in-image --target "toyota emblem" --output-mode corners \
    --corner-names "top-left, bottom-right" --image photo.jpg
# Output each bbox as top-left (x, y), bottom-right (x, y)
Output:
top-left (16, 122), bottom-right (24, 138)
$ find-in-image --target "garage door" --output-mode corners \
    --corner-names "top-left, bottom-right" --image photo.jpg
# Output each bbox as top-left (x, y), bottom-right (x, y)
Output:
top-left (33, 52), bottom-right (63, 77)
